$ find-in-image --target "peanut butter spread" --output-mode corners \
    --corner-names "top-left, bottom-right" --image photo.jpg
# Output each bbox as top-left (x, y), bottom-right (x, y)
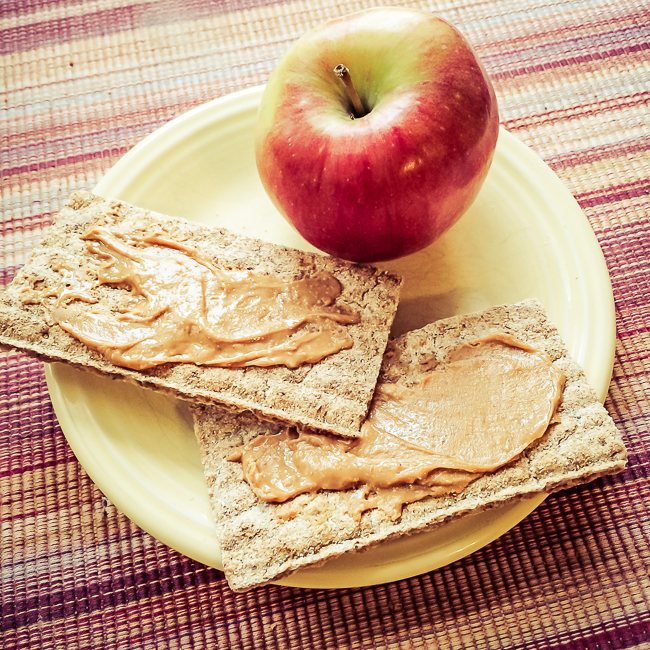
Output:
top-left (229, 334), bottom-right (565, 520)
top-left (25, 221), bottom-right (360, 370)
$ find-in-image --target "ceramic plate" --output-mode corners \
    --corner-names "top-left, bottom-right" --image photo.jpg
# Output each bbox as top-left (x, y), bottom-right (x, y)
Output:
top-left (45, 86), bottom-right (615, 589)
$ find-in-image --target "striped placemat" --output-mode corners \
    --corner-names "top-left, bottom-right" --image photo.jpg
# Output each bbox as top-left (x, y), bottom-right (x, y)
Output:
top-left (2, 0), bottom-right (649, 648)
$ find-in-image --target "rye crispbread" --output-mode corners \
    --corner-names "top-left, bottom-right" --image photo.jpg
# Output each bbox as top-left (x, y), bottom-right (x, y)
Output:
top-left (0, 191), bottom-right (402, 437)
top-left (191, 299), bottom-right (627, 592)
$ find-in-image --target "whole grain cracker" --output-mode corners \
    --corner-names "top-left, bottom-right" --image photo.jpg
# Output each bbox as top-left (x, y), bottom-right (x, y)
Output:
top-left (191, 299), bottom-right (627, 592)
top-left (0, 191), bottom-right (402, 437)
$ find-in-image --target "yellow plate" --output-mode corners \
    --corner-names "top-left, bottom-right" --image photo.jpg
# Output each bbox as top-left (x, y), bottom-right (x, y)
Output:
top-left (45, 86), bottom-right (615, 589)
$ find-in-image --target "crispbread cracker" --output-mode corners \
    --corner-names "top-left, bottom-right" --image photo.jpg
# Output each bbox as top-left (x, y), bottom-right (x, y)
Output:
top-left (0, 191), bottom-right (402, 437)
top-left (191, 299), bottom-right (627, 592)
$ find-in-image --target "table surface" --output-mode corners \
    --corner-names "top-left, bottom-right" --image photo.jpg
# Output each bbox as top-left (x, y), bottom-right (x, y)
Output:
top-left (2, 0), bottom-right (649, 648)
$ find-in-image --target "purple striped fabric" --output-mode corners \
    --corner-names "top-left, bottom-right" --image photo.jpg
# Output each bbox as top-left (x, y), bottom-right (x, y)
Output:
top-left (1, 0), bottom-right (650, 648)
top-left (0, 0), bottom-right (285, 55)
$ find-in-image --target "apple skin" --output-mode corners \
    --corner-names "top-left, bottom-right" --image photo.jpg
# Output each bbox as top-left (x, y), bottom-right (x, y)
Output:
top-left (255, 7), bottom-right (499, 263)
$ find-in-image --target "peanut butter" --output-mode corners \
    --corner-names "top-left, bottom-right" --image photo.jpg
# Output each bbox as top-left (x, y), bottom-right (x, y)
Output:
top-left (31, 222), bottom-right (360, 370)
top-left (230, 334), bottom-right (565, 520)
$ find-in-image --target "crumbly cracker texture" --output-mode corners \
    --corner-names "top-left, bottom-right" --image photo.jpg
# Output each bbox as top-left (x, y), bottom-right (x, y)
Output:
top-left (191, 299), bottom-right (627, 592)
top-left (0, 191), bottom-right (402, 437)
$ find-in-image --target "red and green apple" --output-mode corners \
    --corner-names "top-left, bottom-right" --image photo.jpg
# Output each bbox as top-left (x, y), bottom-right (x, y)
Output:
top-left (255, 7), bottom-right (499, 263)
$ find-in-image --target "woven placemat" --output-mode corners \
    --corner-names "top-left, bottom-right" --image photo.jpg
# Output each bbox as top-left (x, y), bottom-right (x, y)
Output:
top-left (2, 0), bottom-right (649, 648)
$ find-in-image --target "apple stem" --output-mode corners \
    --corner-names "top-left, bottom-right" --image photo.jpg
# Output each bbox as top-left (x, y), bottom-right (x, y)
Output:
top-left (334, 64), bottom-right (366, 118)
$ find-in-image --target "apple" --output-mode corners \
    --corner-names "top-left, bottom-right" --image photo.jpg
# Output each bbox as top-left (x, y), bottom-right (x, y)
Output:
top-left (255, 7), bottom-right (499, 263)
